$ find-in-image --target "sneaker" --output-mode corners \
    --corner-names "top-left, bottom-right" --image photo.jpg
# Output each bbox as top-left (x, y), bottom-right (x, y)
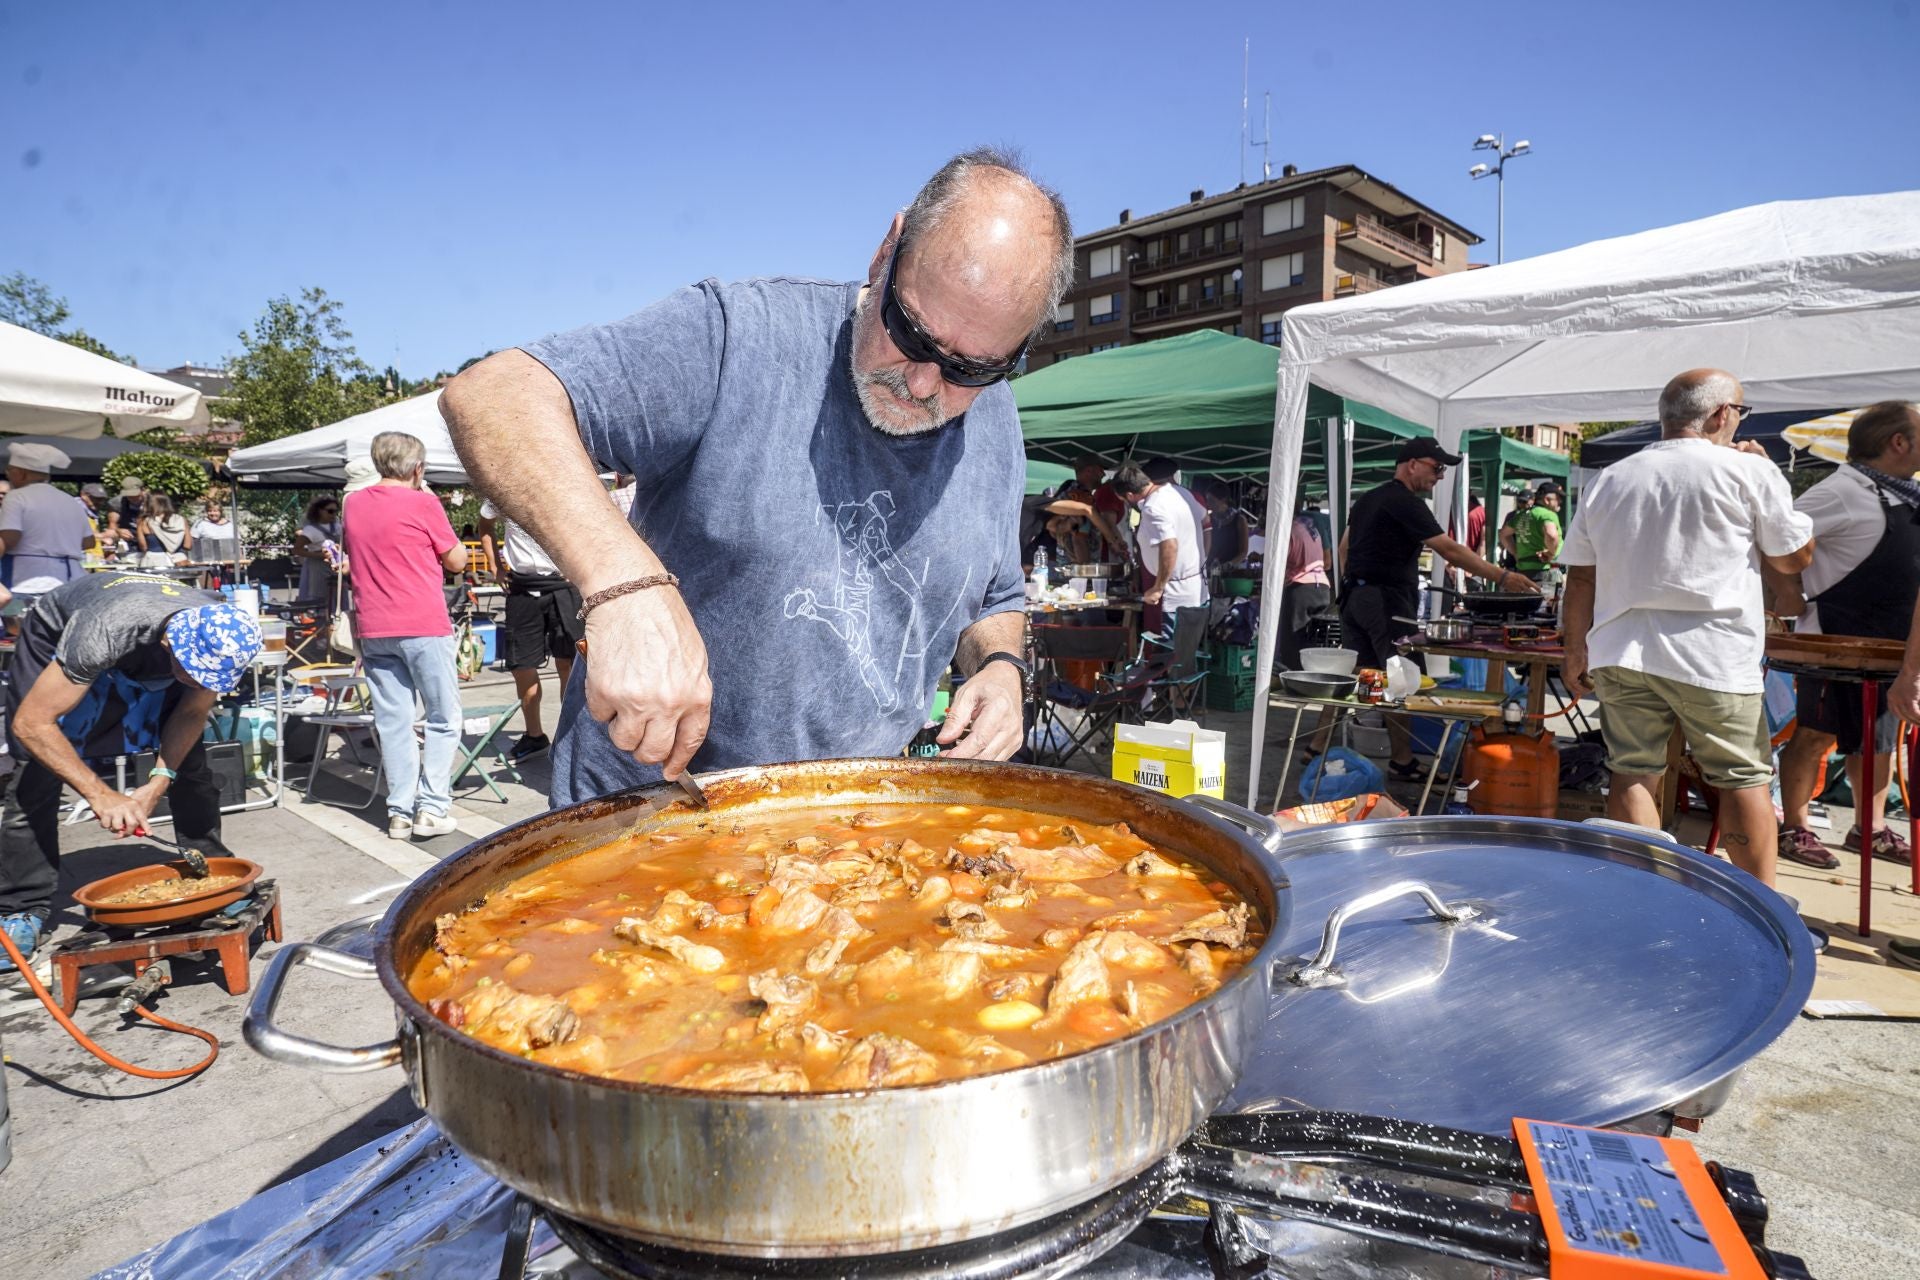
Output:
top-left (1387, 759), bottom-right (1425, 783)
top-left (508, 734), bottom-right (552, 763)
top-left (0, 912), bottom-right (44, 974)
top-left (1840, 826), bottom-right (1913, 864)
top-left (387, 815), bottom-right (413, 840)
top-left (1889, 939), bottom-right (1920, 969)
top-left (412, 809), bottom-right (460, 840)
top-left (1778, 826), bottom-right (1841, 869)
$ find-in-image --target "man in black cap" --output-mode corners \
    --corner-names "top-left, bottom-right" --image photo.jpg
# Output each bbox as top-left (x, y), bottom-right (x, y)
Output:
top-left (1338, 438), bottom-right (1539, 779)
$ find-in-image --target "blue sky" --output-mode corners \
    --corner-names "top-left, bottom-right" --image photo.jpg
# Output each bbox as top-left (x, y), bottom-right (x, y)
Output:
top-left (3, 0), bottom-right (1916, 375)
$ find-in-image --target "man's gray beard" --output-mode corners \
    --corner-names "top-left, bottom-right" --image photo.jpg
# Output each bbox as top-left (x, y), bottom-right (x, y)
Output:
top-left (850, 295), bottom-right (953, 437)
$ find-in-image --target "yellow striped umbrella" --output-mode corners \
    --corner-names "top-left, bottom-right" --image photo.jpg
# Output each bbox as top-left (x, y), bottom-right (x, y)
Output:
top-left (1782, 409), bottom-right (1863, 464)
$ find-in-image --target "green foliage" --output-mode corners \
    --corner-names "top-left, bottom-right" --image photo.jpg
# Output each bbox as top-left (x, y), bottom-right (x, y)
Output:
top-left (101, 451), bottom-right (212, 502)
top-left (225, 287), bottom-right (385, 447)
top-left (1567, 421), bottom-right (1636, 465)
top-left (1, 271), bottom-right (134, 364)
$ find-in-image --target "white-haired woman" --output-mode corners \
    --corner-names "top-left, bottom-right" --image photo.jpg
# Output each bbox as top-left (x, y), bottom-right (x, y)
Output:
top-left (341, 431), bottom-right (468, 840)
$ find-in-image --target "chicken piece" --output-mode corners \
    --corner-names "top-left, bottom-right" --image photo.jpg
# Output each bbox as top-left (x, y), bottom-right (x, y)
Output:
top-left (1180, 942), bottom-right (1221, 995)
top-left (650, 888), bottom-right (718, 933)
top-left (785, 836), bottom-right (829, 856)
top-left (819, 848), bottom-right (875, 882)
top-left (937, 939), bottom-right (1034, 962)
top-left (680, 1060), bottom-right (811, 1093)
top-left (1120, 981), bottom-right (1142, 1024)
top-left (854, 946), bottom-right (985, 1001)
top-left (433, 911), bottom-right (463, 956)
top-left (430, 953), bottom-right (472, 981)
top-left (999, 841), bottom-right (1120, 882)
top-left (613, 917), bottom-right (728, 973)
top-left (848, 810), bottom-right (895, 829)
top-left (1087, 909), bottom-right (1157, 933)
top-left (538, 1033), bottom-right (610, 1075)
top-left (1041, 927), bottom-right (1082, 950)
top-left (982, 877), bottom-right (1036, 911)
top-left (985, 971), bottom-right (1050, 1002)
top-left (824, 1033), bottom-right (940, 1089)
top-left (774, 1020), bottom-right (851, 1057)
top-left (912, 876), bottom-right (953, 908)
top-left (1038, 936), bottom-right (1111, 1026)
top-left (1122, 849), bottom-right (1190, 879)
top-left (763, 855), bottom-right (832, 888)
top-left (454, 981), bottom-right (580, 1051)
top-left (748, 970), bottom-right (818, 1033)
top-left (591, 947), bottom-right (677, 993)
top-left (1092, 929), bottom-right (1171, 972)
top-left (939, 900), bottom-right (1009, 942)
top-left (802, 935), bottom-right (851, 977)
top-left (936, 1027), bottom-right (1032, 1068)
top-left (1169, 902), bottom-right (1252, 948)
top-left (757, 884), bottom-right (830, 936)
top-left (945, 846), bottom-right (1015, 878)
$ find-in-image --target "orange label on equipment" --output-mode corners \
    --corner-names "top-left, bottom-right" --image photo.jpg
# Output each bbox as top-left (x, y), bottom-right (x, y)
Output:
top-left (1512, 1120), bottom-right (1764, 1280)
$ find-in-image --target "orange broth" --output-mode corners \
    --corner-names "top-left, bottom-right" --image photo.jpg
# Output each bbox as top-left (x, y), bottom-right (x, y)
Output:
top-left (408, 802), bottom-right (1258, 1092)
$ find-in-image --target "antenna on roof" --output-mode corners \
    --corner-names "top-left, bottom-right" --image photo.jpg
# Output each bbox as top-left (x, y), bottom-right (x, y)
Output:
top-left (1239, 38), bottom-right (1249, 187)
top-left (1250, 90), bottom-right (1273, 182)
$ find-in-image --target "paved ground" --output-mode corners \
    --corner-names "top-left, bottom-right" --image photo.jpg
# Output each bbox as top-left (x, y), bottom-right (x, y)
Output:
top-left (0, 670), bottom-right (1915, 1277)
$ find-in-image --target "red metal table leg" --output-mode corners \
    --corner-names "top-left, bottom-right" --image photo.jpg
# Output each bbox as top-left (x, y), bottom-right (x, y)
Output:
top-left (1859, 680), bottom-right (1877, 939)
top-left (1909, 723), bottom-right (1920, 897)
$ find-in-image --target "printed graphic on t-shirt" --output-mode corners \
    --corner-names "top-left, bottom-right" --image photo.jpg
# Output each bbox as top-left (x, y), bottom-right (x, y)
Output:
top-left (783, 490), bottom-right (971, 717)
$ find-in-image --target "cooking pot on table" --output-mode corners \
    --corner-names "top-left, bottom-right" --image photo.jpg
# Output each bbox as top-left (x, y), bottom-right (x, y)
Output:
top-left (245, 758), bottom-right (1294, 1257)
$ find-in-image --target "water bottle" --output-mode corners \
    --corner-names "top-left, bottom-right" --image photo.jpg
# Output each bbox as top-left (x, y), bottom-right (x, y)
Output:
top-left (1031, 547), bottom-right (1050, 598)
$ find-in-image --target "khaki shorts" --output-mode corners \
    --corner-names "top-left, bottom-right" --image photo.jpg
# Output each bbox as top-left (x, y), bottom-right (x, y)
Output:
top-left (1591, 667), bottom-right (1773, 791)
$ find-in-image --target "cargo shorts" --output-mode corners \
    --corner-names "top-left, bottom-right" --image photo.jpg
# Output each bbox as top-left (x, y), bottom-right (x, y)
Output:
top-left (1591, 666), bottom-right (1773, 791)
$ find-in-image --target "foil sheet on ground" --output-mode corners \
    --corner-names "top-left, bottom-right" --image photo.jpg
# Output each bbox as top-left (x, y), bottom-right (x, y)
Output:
top-left (93, 1118), bottom-right (1505, 1279)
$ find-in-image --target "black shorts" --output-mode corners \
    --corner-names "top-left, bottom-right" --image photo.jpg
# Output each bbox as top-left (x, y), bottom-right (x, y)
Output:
top-left (504, 576), bottom-right (584, 670)
top-left (1338, 582), bottom-right (1418, 670)
top-left (1796, 673), bottom-right (1899, 756)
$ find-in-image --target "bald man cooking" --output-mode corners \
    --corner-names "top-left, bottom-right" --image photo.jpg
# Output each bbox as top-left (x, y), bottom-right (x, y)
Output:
top-left (443, 148), bottom-right (1072, 802)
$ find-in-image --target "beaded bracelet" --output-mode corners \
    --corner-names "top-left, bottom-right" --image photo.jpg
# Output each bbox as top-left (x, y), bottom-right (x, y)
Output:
top-left (576, 573), bottom-right (681, 622)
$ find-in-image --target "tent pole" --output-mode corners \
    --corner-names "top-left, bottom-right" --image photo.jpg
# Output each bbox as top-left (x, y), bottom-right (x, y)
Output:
top-left (1323, 416), bottom-right (1342, 594)
top-left (1249, 360), bottom-right (1313, 809)
top-left (1490, 453), bottom-right (1506, 559)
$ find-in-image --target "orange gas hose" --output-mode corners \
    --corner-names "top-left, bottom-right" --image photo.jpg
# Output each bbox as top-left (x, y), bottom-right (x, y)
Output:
top-left (0, 929), bottom-right (219, 1079)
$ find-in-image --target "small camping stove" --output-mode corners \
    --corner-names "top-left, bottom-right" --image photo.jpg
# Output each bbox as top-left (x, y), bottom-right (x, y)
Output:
top-left (47, 879), bottom-right (281, 1014)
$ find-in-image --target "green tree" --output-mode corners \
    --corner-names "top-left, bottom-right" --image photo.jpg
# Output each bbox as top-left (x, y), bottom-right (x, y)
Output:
top-left (1, 271), bottom-right (134, 364)
top-left (225, 287), bottom-right (384, 447)
top-left (102, 450), bottom-right (213, 502)
top-left (1567, 421), bottom-right (1636, 464)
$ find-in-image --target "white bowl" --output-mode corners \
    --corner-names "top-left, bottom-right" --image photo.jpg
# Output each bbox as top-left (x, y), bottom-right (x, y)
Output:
top-left (1301, 647), bottom-right (1359, 675)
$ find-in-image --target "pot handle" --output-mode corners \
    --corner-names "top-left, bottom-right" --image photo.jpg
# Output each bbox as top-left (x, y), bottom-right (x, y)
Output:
top-left (243, 941), bottom-right (404, 1073)
top-left (1177, 794), bottom-right (1283, 856)
top-left (1283, 880), bottom-right (1480, 988)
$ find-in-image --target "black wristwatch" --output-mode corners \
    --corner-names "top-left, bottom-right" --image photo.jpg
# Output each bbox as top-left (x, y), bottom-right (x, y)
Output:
top-left (976, 651), bottom-right (1031, 679)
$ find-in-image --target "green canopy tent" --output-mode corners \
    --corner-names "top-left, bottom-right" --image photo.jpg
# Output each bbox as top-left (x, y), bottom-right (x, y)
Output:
top-left (1012, 330), bottom-right (1566, 558)
top-left (1025, 458), bottom-right (1074, 496)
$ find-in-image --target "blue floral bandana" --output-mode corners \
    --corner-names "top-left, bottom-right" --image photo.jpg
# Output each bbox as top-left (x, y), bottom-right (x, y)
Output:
top-left (164, 603), bottom-right (262, 693)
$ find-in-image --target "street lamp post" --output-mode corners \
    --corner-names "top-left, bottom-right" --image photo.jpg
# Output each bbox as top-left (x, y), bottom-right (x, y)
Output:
top-left (1468, 133), bottom-right (1531, 264)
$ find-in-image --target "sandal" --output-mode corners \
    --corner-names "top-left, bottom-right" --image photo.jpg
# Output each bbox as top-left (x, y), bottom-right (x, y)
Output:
top-left (1777, 826), bottom-right (1840, 870)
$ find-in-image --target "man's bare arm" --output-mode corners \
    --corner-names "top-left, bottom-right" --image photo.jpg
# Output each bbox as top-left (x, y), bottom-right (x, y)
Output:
top-left (441, 350), bottom-right (711, 778)
top-left (940, 610), bottom-right (1026, 761)
top-left (1763, 538), bottom-right (1816, 575)
top-left (1560, 565), bottom-right (1598, 694)
top-left (1424, 535), bottom-right (1539, 593)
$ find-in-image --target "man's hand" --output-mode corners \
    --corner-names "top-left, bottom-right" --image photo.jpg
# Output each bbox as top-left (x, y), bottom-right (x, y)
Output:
top-left (94, 783), bottom-right (162, 837)
top-left (1561, 644), bottom-right (1595, 696)
top-left (581, 588), bottom-right (712, 779)
top-left (1892, 664), bottom-right (1920, 726)
top-left (1142, 585), bottom-right (1165, 606)
top-left (1500, 571), bottom-right (1544, 595)
top-left (1732, 440), bottom-right (1768, 457)
top-left (936, 662), bottom-right (1025, 760)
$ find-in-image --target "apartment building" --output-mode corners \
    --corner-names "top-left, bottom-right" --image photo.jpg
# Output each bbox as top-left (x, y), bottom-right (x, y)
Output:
top-left (1032, 164), bottom-right (1479, 368)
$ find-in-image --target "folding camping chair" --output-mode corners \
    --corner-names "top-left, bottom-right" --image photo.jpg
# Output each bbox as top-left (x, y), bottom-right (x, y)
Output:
top-left (1028, 623), bottom-right (1154, 770)
top-left (1135, 613), bottom-right (1210, 725)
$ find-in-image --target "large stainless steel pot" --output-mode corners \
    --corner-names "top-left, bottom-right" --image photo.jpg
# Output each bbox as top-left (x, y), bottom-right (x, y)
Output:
top-left (245, 758), bottom-right (1293, 1257)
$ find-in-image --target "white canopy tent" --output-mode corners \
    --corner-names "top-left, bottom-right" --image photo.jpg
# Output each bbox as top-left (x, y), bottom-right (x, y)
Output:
top-left (225, 390), bottom-right (467, 487)
top-left (1251, 190), bottom-right (1920, 805)
top-left (0, 321), bottom-right (211, 438)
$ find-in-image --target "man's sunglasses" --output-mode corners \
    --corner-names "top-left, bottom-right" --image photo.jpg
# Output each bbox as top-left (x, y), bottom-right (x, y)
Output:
top-left (1723, 403), bottom-right (1754, 421)
top-left (879, 246), bottom-right (1029, 388)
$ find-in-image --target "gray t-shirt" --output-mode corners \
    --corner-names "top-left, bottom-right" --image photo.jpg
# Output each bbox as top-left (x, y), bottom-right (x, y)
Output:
top-left (521, 277), bottom-right (1026, 804)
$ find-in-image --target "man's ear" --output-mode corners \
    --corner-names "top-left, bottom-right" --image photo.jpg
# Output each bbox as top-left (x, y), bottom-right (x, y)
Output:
top-left (866, 211), bottom-right (907, 288)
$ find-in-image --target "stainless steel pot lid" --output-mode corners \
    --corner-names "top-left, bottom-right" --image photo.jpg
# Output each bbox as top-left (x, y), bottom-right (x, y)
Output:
top-left (1227, 816), bottom-right (1814, 1132)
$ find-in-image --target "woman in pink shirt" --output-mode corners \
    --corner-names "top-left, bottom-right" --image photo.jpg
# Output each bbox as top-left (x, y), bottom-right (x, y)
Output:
top-left (343, 432), bottom-right (469, 840)
top-left (1281, 506), bottom-right (1333, 669)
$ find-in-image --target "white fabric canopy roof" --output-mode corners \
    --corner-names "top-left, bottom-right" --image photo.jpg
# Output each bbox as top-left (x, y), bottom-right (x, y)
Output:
top-left (226, 390), bottom-right (467, 487)
top-left (0, 321), bottom-right (211, 438)
top-left (1250, 191), bottom-right (1920, 804)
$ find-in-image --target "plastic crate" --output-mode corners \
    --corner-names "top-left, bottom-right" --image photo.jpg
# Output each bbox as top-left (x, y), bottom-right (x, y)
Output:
top-left (1204, 646), bottom-right (1259, 711)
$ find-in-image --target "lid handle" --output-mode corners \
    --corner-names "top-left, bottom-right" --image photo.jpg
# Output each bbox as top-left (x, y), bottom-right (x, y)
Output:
top-left (1285, 880), bottom-right (1480, 988)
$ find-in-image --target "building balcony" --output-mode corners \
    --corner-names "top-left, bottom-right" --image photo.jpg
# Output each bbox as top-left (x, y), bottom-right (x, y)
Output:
top-left (1133, 292), bottom-right (1242, 333)
top-left (1335, 214), bottom-right (1433, 267)
top-left (1129, 237), bottom-right (1243, 280)
top-left (1333, 273), bottom-right (1392, 297)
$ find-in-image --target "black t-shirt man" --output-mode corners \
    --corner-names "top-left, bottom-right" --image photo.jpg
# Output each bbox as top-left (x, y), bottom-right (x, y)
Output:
top-left (1344, 479), bottom-right (1444, 591)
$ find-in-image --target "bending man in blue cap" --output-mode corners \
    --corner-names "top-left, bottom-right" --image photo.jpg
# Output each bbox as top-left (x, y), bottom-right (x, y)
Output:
top-left (0, 571), bottom-right (261, 972)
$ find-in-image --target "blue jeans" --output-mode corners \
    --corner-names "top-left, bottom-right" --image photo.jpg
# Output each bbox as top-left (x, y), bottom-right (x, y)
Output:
top-left (360, 635), bottom-right (461, 819)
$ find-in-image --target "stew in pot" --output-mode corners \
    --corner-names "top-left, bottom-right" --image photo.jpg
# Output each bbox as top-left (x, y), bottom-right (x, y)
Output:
top-left (409, 802), bottom-right (1259, 1092)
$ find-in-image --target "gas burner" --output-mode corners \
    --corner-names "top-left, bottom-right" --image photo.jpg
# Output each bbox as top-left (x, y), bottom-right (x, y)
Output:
top-left (540, 1161), bottom-right (1182, 1280)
